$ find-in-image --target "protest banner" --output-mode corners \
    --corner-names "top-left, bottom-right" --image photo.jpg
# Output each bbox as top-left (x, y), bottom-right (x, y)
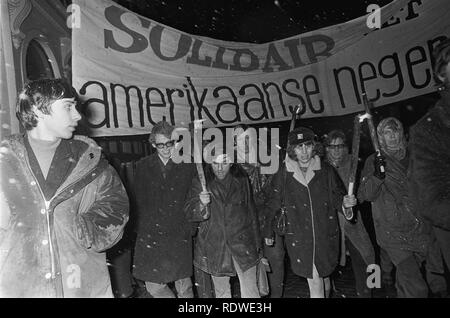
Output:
top-left (72, 0), bottom-right (450, 137)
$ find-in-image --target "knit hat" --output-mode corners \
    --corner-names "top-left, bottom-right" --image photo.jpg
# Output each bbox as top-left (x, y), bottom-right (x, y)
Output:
top-left (288, 127), bottom-right (315, 146)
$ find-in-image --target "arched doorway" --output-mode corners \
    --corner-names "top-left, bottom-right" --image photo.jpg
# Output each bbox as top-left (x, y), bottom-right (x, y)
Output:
top-left (25, 39), bottom-right (55, 80)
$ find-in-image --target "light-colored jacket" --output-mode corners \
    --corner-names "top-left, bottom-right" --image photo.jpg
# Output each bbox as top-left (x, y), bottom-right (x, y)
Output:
top-left (0, 134), bottom-right (129, 297)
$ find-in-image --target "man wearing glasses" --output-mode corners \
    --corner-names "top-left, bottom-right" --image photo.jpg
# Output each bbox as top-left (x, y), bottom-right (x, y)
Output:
top-left (324, 130), bottom-right (375, 298)
top-left (132, 121), bottom-right (196, 298)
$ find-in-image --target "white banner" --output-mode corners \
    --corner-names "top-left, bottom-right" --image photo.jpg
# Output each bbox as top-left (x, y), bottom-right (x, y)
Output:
top-left (72, 0), bottom-right (450, 137)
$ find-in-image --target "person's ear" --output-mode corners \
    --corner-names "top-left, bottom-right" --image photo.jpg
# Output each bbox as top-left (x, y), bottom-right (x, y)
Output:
top-left (32, 105), bottom-right (46, 120)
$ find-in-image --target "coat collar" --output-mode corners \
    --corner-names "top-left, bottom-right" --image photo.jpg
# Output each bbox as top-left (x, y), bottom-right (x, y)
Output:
top-left (286, 155), bottom-right (321, 187)
top-left (2, 134), bottom-right (104, 197)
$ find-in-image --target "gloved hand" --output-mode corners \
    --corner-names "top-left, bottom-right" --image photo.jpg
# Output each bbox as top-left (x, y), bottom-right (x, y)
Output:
top-left (373, 154), bottom-right (386, 180)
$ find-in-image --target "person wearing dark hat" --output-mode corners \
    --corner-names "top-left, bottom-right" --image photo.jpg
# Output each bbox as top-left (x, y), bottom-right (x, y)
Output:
top-left (264, 127), bottom-right (356, 298)
top-left (408, 38), bottom-right (450, 297)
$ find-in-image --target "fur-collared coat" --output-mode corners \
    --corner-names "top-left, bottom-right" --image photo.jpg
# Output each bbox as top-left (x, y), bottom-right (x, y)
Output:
top-left (264, 156), bottom-right (345, 278)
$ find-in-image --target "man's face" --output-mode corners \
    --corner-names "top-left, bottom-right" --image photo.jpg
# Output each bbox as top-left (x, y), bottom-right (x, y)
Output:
top-left (327, 137), bottom-right (346, 162)
top-left (212, 161), bottom-right (231, 180)
top-left (153, 134), bottom-right (174, 160)
top-left (382, 127), bottom-right (401, 150)
top-left (38, 98), bottom-right (81, 140)
top-left (294, 142), bottom-right (314, 165)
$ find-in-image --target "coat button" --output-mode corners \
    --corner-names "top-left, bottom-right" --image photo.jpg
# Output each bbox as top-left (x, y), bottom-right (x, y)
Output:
top-left (40, 209), bottom-right (46, 214)
top-left (45, 273), bottom-right (52, 279)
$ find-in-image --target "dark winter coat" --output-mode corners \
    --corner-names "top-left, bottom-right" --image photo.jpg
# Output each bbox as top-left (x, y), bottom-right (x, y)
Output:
top-left (0, 135), bottom-right (129, 297)
top-left (264, 156), bottom-right (345, 279)
top-left (358, 151), bottom-right (432, 265)
top-left (132, 154), bottom-right (196, 283)
top-left (239, 163), bottom-right (274, 241)
top-left (409, 89), bottom-right (450, 231)
top-left (184, 171), bottom-right (261, 276)
top-left (326, 155), bottom-right (375, 266)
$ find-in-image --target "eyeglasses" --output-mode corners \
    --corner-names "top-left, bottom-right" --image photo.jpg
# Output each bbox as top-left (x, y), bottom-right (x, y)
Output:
top-left (154, 140), bottom-right (175, 149)
top-left (327, 144), bottom-right (346, 150)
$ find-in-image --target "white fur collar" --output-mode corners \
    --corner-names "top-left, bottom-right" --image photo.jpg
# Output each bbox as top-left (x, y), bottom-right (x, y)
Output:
top-left (286, 155), bottom-right (321, 186)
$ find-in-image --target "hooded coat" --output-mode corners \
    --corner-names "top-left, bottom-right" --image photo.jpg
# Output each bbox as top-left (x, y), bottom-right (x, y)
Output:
top-left (264, 155), bottom-right (345, 278)
top-left (358, 118), bottom-right (434, 266)
top-left (0, 134), bottom-right (129, 297)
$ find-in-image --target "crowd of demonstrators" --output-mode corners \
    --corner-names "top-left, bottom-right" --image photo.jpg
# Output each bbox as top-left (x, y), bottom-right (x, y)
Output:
top-left (184, 147), bottom-right (262, 298)
top-left (2, 40), bottom-right (450, 300)
top-left (131, 121), bottom-right (197, 298)
top-left (323, 130), bottom-right (375, 298)
top-left (263, 127), bottom-right (357, 298)
top-left (0, 79), bottom-right (129, 297)
top-left (408, 38), bottom-right (450, 290)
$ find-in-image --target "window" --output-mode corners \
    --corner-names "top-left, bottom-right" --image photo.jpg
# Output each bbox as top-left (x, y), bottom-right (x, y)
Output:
top-left (25, 39), bottom-right (54, 80)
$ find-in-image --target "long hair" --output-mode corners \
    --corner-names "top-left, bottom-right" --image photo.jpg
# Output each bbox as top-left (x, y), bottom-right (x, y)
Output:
top-left (377, 117), bottom-right (407, 160)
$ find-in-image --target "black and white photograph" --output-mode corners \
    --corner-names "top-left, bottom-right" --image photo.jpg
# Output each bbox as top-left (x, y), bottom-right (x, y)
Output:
top-left (0, 0), bottom-right (449, 305)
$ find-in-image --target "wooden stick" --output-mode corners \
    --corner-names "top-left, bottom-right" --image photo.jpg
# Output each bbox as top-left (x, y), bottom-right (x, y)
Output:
top-left (362, 93), bottom-right (385, 173)
top-left (193, 120), bottom-right (210, 218)
top-left (289, 105), bottom-right (301, 133)
top-left (348, 115), bottom-right (361, 196)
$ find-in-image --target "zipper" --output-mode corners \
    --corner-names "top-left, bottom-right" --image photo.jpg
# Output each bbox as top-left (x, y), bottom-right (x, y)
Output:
top-left (25, 157), bottom-right (98, 281)
top-left (306, 185), bottom-right (316, 272)
top-left (25, 159), bottom-right (57, 279)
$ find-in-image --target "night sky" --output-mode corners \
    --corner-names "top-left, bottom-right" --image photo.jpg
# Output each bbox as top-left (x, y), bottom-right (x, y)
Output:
top-left (114, 0), bottom-right (393, 43)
